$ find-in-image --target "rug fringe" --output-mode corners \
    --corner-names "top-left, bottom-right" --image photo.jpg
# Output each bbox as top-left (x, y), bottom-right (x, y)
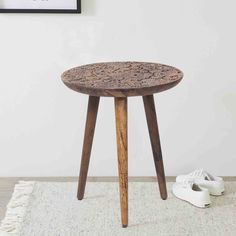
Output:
top-left (0, 181), bottom-right (35, 236)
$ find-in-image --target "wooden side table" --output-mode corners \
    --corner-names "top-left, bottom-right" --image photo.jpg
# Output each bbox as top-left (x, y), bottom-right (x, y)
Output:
top-left (61, 62), bottom-right (183, 227)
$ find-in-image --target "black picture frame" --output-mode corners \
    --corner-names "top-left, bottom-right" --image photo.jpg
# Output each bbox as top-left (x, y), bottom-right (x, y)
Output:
top-left (0, 0), bottom-right (81, 13)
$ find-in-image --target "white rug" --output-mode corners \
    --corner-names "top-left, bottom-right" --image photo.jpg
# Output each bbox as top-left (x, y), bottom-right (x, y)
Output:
top-left (0, 181), bottom-right (236, 236)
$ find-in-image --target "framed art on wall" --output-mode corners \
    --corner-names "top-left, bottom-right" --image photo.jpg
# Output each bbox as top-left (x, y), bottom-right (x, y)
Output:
top-left (0, 0), bottom-right (81, 13)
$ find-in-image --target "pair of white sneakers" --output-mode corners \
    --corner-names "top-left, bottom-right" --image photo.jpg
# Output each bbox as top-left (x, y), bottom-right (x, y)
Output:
top-left (172, 169), bottom-right (224, 208)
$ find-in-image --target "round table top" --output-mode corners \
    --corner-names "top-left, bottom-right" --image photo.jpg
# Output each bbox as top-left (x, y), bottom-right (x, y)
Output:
top-left (61, 62), bottom-right (183, 97)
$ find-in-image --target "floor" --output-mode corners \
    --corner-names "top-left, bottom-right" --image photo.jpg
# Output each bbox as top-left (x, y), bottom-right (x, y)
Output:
top-left (0, 176), bottom-right (235, 221)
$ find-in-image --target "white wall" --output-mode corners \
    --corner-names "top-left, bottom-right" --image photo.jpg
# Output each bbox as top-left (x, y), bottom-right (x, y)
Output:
top-left (0, 0), bottom-right (235, 177)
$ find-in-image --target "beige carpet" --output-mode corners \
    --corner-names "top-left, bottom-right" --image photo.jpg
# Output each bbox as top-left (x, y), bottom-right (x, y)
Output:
top-left (0, 181), bottom-right (236, 236)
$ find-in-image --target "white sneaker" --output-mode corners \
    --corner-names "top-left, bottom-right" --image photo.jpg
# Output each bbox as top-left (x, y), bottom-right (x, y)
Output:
top-left (172, 181), bottom-right (211, 208)
top-left (176, 169), bottom-right (224, 196)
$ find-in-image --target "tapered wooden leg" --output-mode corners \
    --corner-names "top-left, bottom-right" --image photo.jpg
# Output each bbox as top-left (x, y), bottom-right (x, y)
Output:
top-left (143, 95), bottom-right (167, 200)
top-left (77, 96), bottom-right (100, 200)
top-left (115, 97), bottom-right (128, 228)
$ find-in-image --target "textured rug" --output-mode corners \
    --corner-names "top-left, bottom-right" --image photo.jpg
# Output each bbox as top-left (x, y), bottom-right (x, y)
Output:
top-left (0, 181), bottom-right (236, 236)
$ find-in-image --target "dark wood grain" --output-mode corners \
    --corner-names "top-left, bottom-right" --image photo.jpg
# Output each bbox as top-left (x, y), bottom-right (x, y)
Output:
top-left (143, 95), bottom-right (167, 200)
top-left (115, 97), bottom-right (128, 227)
top-left (62, 62), bottom-right (183, 97)
top-left (77, 96), bottom-right (100, 200)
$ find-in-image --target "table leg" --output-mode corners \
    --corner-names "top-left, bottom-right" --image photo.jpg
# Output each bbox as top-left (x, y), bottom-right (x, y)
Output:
top-left (115, 97), bottom-right (128, 228)
top-left (77, 96), bottom-right (100, 200)
top-left (143, 95), bottom-right (167, 200)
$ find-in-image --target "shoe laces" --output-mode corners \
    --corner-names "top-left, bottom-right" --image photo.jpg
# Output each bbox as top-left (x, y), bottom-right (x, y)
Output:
top-left (182, 179), bottom-right (194, 188)
top-left (189, 168), bottom-right (204, 179)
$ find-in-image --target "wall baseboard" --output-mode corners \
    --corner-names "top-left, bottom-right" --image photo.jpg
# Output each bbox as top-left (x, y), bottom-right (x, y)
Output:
top-left (0, 176), bottom-right (236, 182)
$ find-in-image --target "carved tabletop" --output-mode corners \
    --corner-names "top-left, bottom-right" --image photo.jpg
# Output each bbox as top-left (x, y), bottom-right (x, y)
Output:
top-left (61, 62), bottom-right (183, 97)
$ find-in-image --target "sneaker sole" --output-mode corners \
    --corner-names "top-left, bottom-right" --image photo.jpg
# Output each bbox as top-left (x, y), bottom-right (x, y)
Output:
top-left (210, 191), bottom-right (224, 196)
top-left (172, 190), bottom-right (211, 209)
